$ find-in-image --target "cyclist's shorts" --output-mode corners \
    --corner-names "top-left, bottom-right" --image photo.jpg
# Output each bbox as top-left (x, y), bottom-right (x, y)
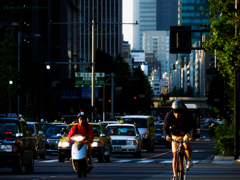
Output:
top-left (172, 131), bottom-right (191, 153)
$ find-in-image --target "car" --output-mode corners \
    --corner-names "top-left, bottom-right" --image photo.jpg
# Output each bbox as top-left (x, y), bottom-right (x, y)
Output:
top-left (209, 120), bottom-right (223, 138)
top-left (106, 123), bottom-right (142, 158)
top-left (0, 117), bottom-right (37, 173)
top-left (203, 118), bottom-right (215, 128)
top-left (58, 122), bottom-right (111, 163)
top-left (100, 121), bottom-right (120, 128)
top-left (45, 124), bottom-right (68, 155)
top-left (38, 122), bottom-right (52, 134)
top-left (120, 115), bottom-right (155, 152)
top-left (26, 122), bottom-right (46, 159)
top-left (154, 123), bottom-right (171, 148)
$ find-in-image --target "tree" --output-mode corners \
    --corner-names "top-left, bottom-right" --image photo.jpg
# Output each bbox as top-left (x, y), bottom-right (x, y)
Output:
top-left (0, 27), bottom-right (18, 114)
top-left (184, 85), bottom-right (194, 97)
top-left (203, 0), bottom-right (240, 112)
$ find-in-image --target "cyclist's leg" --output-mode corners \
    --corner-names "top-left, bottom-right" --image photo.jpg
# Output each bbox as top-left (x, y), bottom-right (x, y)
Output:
top-left (183, 131), bottom-right (192, 159)
top-left (172, 135), bottom-right (182, 177)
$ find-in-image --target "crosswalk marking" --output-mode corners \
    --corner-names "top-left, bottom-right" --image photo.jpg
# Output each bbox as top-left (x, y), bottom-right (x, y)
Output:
top-left (115, 160), bottom-right (132, 163)
top-left (136, 160), bottom-right (154, 163)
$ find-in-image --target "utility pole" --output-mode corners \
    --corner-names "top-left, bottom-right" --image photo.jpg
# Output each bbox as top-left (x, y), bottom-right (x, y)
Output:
top-left (91, 20), bottom-right (95, 122)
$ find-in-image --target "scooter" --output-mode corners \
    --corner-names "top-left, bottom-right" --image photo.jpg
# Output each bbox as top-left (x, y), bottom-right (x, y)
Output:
top-left (70, 134), bottom-right (94, 178)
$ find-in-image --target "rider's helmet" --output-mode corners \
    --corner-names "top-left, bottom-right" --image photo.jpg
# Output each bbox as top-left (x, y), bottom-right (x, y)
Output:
top-left (77, 112), bottom-right (86, 120)
top-left (172, 100), bottom-right (184, 113)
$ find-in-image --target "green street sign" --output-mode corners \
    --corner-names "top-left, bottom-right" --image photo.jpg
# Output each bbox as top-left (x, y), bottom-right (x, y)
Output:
top-left (75, 72), bottom-right (105, 88)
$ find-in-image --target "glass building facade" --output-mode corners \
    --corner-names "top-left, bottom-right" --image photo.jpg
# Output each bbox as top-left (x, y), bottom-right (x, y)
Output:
top-left (139, 0), bottom-right (156, 49)
top-left (178, 0), bottom-right (210, 45)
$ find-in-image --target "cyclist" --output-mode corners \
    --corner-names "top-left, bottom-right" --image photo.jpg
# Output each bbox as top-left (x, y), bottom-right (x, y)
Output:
top-left (67, 113), bottom-right (94, 166)
top-left (163, 100), bottom-right (197, 180)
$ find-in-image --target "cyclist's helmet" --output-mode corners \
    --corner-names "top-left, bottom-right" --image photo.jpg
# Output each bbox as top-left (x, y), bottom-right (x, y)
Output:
top-left (172, 100), bottom-right (184, 113)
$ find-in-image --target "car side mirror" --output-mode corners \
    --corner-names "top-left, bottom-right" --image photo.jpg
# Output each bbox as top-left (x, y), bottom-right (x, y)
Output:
top-left (16, 133), bottom-right (23, 137)
top-left (62, 128), bottom-right (67, 133)
top-left (38, 130), bottom-right (43, 135)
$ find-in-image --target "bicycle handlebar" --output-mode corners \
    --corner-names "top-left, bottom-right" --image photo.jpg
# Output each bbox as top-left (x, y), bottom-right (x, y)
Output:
top-left (172, 139), bottom-right (189, 143)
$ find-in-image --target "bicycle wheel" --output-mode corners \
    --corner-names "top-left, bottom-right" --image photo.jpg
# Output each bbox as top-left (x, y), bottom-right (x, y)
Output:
top-left (177, 153), bottom-right (184, 180)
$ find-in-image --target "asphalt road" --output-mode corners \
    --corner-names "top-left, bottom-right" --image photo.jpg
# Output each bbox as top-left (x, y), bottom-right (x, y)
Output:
top-left (0, 128), bottom-right (239, 180)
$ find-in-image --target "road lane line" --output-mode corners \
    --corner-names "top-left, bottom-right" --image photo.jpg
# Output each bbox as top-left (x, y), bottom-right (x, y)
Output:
top-left (141, 151), bottom-right (172, 160)
top-left (114, 160), bottom-right (132, 163)
top-left (135, 160), bottom-right (154, 163)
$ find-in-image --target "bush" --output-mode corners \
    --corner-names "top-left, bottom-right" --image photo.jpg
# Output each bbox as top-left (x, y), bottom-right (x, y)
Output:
top-left (213, 118), bottom-right (240, 156)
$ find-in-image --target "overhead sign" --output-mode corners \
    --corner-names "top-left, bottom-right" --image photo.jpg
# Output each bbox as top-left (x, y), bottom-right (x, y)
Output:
top-left (75, 72), bottom-right (105, 88)
top-left (81, 87), bottom-right (98, 99)
top-left (61, 89), bottom-right (79, 99)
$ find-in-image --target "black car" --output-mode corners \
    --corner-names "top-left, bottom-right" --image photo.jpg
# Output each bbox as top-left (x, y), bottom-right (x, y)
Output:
top-left (45, 124), bottom-right (67, 155)
top-left (38, 122), bottom-right (52, 134)
top-left (0, 117), bottom-right (37, 173)
top-left (154, 123), bottom-right (171, 148)
top-left (26, 122), bottom-right (46, 159)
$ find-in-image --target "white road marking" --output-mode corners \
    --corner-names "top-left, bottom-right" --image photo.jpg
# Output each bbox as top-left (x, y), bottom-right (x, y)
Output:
top-left (135, 160), bottom-right (154, 163)
top-left (114, 160), bottom-right (132, 163)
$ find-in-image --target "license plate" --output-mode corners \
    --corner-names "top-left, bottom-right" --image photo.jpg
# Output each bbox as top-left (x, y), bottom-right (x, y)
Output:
top-left (114, 147), bottom-right (122, 151)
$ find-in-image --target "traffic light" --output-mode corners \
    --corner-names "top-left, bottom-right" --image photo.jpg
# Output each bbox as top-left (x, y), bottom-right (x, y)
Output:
top-left (108, 100), bottom-right (111, 103)
top-left (134, 96), bottom-right (137, 99)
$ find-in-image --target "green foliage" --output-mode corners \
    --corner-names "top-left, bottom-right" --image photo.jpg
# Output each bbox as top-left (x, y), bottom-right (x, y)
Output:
top-left (0, 27), bottom-right (18, 113)
top-left (203, 0), bottom-right (240, 113)
top-left (167, 85), bottom-right (194, 97)
top-left (213, 118), bottom-right (235, 155)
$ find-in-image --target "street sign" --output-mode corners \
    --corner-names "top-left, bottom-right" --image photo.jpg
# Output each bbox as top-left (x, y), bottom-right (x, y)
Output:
top-left (75, 72), bottom-right (105, 87)
top-left (61, 89), bottom-right (79, 99)
top-left (81, 87), bottom-right (99, 99)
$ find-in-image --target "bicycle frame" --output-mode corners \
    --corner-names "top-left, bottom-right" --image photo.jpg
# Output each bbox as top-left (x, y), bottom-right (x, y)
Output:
top-left (172, 139), bottom-right (188, 180)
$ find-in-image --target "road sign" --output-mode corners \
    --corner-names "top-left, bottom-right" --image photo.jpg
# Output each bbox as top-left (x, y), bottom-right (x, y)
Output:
top-left (81, 87), bottom-right (99, 99)
top-left (61, 89), bottom-right (79, 99)
top-left (75, 72), bottom-right (105, 87)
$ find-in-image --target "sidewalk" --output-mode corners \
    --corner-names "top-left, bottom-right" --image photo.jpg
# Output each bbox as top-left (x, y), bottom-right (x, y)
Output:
top-left (212, 155), bottom-right (240, 164)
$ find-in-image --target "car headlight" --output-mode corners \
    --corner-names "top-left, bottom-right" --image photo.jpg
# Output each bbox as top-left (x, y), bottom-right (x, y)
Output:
top-left (58, 141), bottom-right (70, 148)
top-left (127, 140), bottom-right (136, 145)
top-left (0, 145), bottom-right (17, 152)
top-left (91, 141), bottom-right (102, 147)
top-left (141, 134), bottom-right (148, 139)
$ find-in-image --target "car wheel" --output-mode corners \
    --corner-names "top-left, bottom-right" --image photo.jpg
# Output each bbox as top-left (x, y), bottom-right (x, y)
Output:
top-left (58, 155), bottom-right (65, 162)
top-left (25, 154), bottom-right (34, 173)
top-left (98, 152), bottom-right (104, 162)
top-left (104, 155), bottom-right (110, 162)
top-left (39, 152), bottom-right (46, 159)
top-left (12, 155), bottom-right (22, 173)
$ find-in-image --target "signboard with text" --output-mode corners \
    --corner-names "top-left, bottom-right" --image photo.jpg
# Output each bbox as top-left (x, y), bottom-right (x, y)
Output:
top-left (75, 72), bottom-right (105, 88)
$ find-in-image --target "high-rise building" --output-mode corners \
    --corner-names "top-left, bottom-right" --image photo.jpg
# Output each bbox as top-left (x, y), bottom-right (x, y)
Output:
top-left (157, 0), bottom-right (178, 31)
top-left (178, 0), bottom-right (210, 44)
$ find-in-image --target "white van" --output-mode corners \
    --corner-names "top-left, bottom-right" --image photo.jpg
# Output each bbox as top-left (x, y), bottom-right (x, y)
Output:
top-left (120, 115), bottom-right (155, 152)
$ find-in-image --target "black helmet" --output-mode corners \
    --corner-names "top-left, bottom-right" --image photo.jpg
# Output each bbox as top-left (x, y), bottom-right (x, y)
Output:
top-left (172, 100), bottom-right (184, 113)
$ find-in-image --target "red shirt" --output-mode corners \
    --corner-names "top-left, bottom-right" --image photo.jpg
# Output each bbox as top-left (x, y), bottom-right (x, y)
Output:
top-left (68, 122), bottom-right (94, 143)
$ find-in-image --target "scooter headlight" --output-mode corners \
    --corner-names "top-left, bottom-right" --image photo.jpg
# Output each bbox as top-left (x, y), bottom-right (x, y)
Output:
top-left (58, 141), bottom-right (70, 148)
top-left (71, 135), bottom-right (85, 142)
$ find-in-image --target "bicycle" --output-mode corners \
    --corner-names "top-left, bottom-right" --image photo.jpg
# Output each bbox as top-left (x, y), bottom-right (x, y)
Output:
top-left (172, 139), bottom-right (189, 180)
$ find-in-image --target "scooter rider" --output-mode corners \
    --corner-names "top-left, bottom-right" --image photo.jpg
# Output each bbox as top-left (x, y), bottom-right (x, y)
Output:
top-left (67, 113), bottom-right (94, 165)
top-left (163, 100), bottom-right (197, 180)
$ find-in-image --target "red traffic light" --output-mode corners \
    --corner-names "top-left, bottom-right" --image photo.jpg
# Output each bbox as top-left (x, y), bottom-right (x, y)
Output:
top-left (134, 96), bottom-right (137, 99)
top-left (151, 106), bottom-right (153, 108)
top-left (108, 100), bottom-right (111, 103)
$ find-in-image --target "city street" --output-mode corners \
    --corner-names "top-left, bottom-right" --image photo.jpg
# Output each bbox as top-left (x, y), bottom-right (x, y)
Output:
top-left (0, 128), bottom-right (239, 180)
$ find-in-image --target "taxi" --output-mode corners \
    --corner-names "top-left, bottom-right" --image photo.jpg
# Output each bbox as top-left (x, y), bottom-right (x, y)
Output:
top-left (58, 122), bottom-right (111, 162)
top-left (106, 123), bottom-right (142, 158)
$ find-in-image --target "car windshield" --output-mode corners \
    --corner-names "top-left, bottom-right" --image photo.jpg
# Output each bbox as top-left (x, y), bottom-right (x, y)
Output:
top-left (0, 120), bottom-right (20, 137)
top-left (27, 123), bottom-right (35, 134)
top-left (40, 124), bottom-right (51, 132)
top-left (155, 124), bottom-right (163, 133)
top-left (106, 126), bottom-right (136, 136)
top-left (121, 118), bottom-right (148, 128)
top-left (46, 125), bottom-right (66, 136)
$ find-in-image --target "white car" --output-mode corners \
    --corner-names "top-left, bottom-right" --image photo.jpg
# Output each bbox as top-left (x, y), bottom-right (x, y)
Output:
top-left (106, 123), bottom-right (142, 158)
